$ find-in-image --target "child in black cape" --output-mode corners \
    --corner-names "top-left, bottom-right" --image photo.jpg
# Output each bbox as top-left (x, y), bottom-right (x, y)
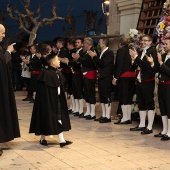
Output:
top-left (29, 53), bottom-right (72, 147)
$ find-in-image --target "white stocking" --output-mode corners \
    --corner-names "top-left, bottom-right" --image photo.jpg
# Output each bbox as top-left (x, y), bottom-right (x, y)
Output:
top-left (139, 110), bottom-right (147, 127)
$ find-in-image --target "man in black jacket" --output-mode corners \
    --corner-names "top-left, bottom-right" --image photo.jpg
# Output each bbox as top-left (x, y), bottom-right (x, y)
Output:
top-left (147, 37), bottom-right (170, 140)
top-left (129, 34), bottom-right (158, 134)
top-left (11, 45), bottom-right (22, 91)
top-left (73, 37), bottom-right (97, 120)
top-left (61, 38), bottom-right (84, 117)
top-left (89, 38), bottom-right (114, 123)
top-left (28, 45), bottom-right (43, 103)
top-left (113, 37), bottom-right (136, 124)
top-left (56, 38), bottom-right (70, 95)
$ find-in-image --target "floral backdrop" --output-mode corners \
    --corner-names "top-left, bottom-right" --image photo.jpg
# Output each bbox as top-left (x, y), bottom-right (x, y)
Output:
top-left (155, 0), bottom-right (170, 51)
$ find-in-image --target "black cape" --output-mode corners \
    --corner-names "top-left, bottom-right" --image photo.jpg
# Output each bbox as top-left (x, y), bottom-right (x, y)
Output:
top-left (0, 51), bottom-right (20, 143)
top-left (29, 66), bottom-right (71, 135)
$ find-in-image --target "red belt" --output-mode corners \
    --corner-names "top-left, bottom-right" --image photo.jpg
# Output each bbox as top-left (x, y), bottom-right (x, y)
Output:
top-left (83, 70), bottom-right (96, 79)
top-left (74, 71), bottom-right (81, 75)
top-left (66, 68), bottom-right (72, 73)
top-left (140, 77), bottom-right (155, 83)
top-left (159, 80), bottom-right (170, 84)
top-left (31, 71), bottom-right (42, 75)
top-left (120, 71), bottom-right (136, 78)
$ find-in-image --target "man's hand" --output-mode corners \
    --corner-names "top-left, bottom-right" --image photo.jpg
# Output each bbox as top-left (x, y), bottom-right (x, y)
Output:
top-left (72, 53), bottom-right (80, 61)
top-left (36, 52), bottom-right (42, 59)
top-left (88, 50), bottom-right (97, 58)
top-left (129, 49), bottom-right (138, 61)
top-left (112, 79), bottom-right (117, 86)
top-left (60, 57), bottom-right (69, 64)
top-left (146, 54), bottom-right (154, 65)
top-left (7, 43), bottom-right (16, 53)
top-left (157, 52), bottom-right (163, 65)
top-left (23, 59), bottom-right (29, 64)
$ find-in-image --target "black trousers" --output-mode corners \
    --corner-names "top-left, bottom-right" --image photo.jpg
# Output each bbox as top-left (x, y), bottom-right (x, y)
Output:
top-left (72, 74), bottom-right (83, 99)
top-left (136, 81), bottom-right (155, 110)
top-left (29, 74), bottom-right (40, 96)
top-left (21, 77), bottom-right (31, 97)
top-left (98, 76), bottom-right (112, 104)
top-left (64, 72), bottom-right (73, 95)
top-left (158, 84), bottom-right (170, 118)
top-left (83, 77), bottom-right (96, 104)
top-left (117, 77), bottom-right (135, 105)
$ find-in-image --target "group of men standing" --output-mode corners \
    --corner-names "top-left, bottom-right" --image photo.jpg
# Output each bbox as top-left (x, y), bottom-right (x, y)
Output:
top-left (64, 34), bottom-right (170, 142)
top-left (60, 37), bottom-right (114, 123)
top-left (2, 20), bottom-right (170, 157)
top-left (114, 34), bottom-right (170, 141)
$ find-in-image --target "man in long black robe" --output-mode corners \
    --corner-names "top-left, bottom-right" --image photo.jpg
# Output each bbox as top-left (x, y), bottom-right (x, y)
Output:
top-left (0, 24), bottom-right (20, 155)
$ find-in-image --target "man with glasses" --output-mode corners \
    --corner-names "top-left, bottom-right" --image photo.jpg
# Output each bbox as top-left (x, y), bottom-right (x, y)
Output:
top-left (147, 37), bottom-right (170, 141)
top-left (129, 34), bottom-right (158, 134)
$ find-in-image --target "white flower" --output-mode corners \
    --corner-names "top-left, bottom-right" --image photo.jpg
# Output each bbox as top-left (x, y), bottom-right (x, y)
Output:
top-left (129, 29), bottom-right (138, 38)
top-left (166, 26), bottom-right (170, 31)
top-left (164, 2), bottom-right (168, 8)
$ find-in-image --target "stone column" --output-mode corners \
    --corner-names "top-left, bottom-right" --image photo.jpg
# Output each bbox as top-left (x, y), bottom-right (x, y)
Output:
top-left (108, 0), bottom-right (142, 52)
top-left (117, 0), bottom-right (142, 34)
top-left (108, 0), bottom-right (120, 53)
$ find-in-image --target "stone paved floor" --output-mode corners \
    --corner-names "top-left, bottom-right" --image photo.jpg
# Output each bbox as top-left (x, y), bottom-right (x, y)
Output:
top-left (0, 91), bottom-right (170, 170)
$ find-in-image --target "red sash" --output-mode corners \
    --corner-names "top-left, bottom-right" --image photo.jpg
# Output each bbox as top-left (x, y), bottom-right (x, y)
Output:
top-left (31, 71), bottom-right (42, 75)
top-left (159, 80), bottom-right (170, 84)
top-left (120, 71), bottom-right (136, 78)
top-left (74, 71), bottom-right (81, 75)
top-left (66, 68), bottom-right (72, 73)
top-left (141, 77), bottom-right (155, 83)
top-left (83, 70), bottom-right (96, 79)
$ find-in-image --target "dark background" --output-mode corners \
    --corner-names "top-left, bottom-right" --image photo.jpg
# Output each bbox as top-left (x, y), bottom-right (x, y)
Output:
top-left (0, 0), bottom-right (106, 42)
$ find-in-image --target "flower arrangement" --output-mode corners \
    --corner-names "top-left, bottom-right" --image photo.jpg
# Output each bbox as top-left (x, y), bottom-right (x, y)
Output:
top-left (155, 0), bottom-right (170, 44)
top-left (127, 29), bottom-right (143, 50)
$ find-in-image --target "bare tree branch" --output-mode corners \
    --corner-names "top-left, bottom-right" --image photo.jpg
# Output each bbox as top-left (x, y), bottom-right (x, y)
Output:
top-left (7, 0), bottom-right (65, 46)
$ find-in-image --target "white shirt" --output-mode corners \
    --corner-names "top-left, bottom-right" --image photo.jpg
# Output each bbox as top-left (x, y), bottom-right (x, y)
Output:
top-left (99, 47), bottom-right (108, 59)
top-left (164, 54), bottom-right (170, 63)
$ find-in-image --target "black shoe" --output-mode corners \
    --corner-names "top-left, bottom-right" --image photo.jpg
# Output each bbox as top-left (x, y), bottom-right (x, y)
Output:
top-left (119, 120), bottom-right (132, 124)
top-left (130, 126), bottom-right (145, 131)
top-left (141, 128), bottom-right (153, 135)
top-left (39, 139), bottom-right (48, 146)
top-left (154, 132), bottom-right (164, 138)
top-left (22, 97), bottom-right (34, 101)
top-left (83, 115), bottom-right (90, 118)
top-left (29, 99), bottom-right (35, 103)
top-left (161, 135), bottom-right (170, 141)
top-left (127, 120), bottom-right (132, 124)
top-left (68, 109), bottom-right (73, 114)
top-left (0, 149), bottom-right (3, 156)
top-left (60, 140), bottom-right (73, 147)
top-left (114, 119), bottom-right (121, 124)
top-left (74, 112), bottom-right (79, 117)
top-left (86, 115), bottom-right (96, 120)
top-left (94, 116), bottom-right (104, 121)
top-left (79, 113), bottom-right (84, 118)
top-left (99, 117), bottom-right (111, 123)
